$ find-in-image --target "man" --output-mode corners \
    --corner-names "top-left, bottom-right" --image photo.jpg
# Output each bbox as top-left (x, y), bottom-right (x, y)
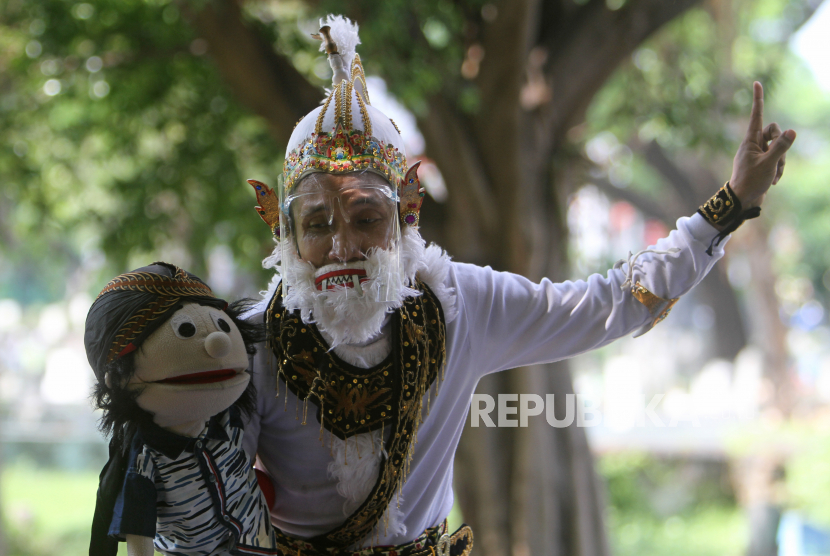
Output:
top-left (242, 15), bottom-right (795, 556)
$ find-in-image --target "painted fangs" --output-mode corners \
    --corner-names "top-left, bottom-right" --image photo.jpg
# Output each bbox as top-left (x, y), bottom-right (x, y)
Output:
top-left (315, 270), bottom-right (368, 292)
top-left (318, 274), bottom-right (365, 291)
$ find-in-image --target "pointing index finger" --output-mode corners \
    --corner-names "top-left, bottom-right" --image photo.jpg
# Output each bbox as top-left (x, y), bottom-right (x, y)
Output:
top-left (746, 81), bottom-right (764, 144)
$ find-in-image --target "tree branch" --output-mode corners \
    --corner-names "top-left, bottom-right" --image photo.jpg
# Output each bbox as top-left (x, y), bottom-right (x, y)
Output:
top-left (418, 97), bottom-right (499, 263)
top-left (589, 174), bottom-right (679, 225)
top-left (641, 140), bottom-right (704, 211)
top-left (535, 0), bottom-right (702, 151)
top-left (475, 0), bottom-right (538, 136)
top-left (181, 0), bottom-right (321, 145)
top-left (469, 0), bottom-right (542, 272)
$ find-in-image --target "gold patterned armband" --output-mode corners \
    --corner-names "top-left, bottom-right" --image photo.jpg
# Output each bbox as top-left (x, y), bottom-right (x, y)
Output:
top-left (697, 182), bottom-right (761, 255)
top-left (615, 249), bottom-right (680, 336)
top-left (631, 282), bottom-right (679, 338)
top-left (698, 181), bottom-right (739, 226)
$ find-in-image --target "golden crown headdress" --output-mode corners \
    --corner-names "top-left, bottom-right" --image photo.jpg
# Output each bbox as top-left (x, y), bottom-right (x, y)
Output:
top-left (248, 15), bottom-right (425, 237)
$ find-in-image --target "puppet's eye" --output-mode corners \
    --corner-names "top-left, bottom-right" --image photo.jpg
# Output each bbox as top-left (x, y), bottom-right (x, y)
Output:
top-left (210, 312), bottom-right (232, 333)
top-left (171, 313), bottom-right (197, 339)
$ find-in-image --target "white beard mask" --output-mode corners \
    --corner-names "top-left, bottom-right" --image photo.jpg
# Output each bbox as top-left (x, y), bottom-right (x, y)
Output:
top-left (274, 229), bottom-right (426, 348)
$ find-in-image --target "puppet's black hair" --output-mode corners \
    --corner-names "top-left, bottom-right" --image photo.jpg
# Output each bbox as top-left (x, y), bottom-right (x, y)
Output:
top-left (92, 298), bottom-right (265, 451)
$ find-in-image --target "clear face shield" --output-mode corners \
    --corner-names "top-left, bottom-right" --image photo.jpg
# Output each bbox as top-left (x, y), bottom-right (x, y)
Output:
top-left (277, 170), bottom-right (403, 305)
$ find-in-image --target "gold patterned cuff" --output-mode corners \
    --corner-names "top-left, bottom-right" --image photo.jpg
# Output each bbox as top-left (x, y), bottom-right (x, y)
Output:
top-left (631, 281), bottom-right (679, 337)
top-left (697, 181), bottom-right (762, 255)
top-left (698, 181), bottom-right (739, 227)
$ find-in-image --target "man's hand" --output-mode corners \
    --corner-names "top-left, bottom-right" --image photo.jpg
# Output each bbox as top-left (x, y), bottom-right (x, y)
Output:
top-left (729, 81), bottom-right (796, 209)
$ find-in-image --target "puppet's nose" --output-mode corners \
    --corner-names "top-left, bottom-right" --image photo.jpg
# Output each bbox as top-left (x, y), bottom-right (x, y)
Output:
top-left (204, 331), bottom-right (232, 358)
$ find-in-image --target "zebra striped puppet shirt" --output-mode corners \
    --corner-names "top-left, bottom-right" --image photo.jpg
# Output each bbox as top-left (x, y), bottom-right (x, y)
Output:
top-left (109, 407), bottom-right (279, 555)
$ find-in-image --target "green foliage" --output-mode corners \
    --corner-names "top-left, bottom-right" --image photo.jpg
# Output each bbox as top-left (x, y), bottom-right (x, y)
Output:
top-left (312, 0), bottom-right (486, 115)
top-left (1, 461), bottom-right (162, 555)
top-left (248, 0), bottom-right (486, 114)
top-left (727, 422), bottom-right (830, 531)
top-left (781, 424), bottom-right (830, 528)
top-left (607, 506), bottom-right (746, 556)
top-left (584, 0), bottom-right (799, 195)
top-left (2, 462), bottom-right (101, 556)
top-left (599, 452), bottom-right (746, 556)
top-left (583, 0), bottom-right (830, 307)
top-left (764, 58), bottom-right (830, 301)
top-left (600, 452), bottom-right (736, 514)
top-left (0, 0), bottom-right (281, 301)
top-left (588, 1), bottom-right (789, 152)
top-left (0, 0), bottom-right (493, 303)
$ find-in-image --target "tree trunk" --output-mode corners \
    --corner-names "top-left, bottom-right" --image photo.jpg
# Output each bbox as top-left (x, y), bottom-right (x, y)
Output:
top-left (742, 224), bottom-right (793, 416)
top-left (0, 440), bottom-right (6, 556)
top-left (736, 453), bottom-right (786, 556)
top-left (696, 264), bottom-right (749, 360)
top-left (456, 364), bottom-right (610, 556)
top-left (736, 223), bottom-right (792, 556)
top-left (425, 0), bottom-right (703, 550)
top-left (181, 0), bottom-right (321, 141)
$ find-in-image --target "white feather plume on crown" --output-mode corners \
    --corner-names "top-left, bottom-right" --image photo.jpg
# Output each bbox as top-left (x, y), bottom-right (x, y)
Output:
top-left (319, 14), bottom-right (361, 78)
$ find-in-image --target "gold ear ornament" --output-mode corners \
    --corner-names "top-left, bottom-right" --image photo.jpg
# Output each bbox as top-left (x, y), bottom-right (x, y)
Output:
top-left (400, 162), bottom-right (425, 227)
top-left (248, 179), bottom-right (281, 238)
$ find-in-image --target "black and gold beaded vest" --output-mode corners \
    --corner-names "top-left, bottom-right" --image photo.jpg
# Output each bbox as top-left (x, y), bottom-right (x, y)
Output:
top-left (265, 281), bottom-right (446, 550)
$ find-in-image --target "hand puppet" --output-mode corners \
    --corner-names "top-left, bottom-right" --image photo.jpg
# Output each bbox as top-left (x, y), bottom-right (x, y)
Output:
top-left (84, 262), bottom-right (278, 556)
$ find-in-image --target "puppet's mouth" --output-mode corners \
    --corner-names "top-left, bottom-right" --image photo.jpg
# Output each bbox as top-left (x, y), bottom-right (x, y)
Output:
top-left (314, 269), bottom-right (368, 292)
top-left (157, 369), bottom-right (240, 385)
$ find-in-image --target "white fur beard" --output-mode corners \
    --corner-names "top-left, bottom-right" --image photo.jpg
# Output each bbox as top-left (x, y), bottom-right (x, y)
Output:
top-left (257, 227), bottom-right (457, 543)
top-left (274, 231), bottom-right (425, 348)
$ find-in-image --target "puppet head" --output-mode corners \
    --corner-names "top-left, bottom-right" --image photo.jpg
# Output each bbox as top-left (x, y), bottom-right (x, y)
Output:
top-left (85, 262), bottom-right (260, 443)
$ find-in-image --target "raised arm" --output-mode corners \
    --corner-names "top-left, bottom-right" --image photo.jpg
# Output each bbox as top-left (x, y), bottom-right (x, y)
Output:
top-left (456, 82), bottom-right (796, 378)
top-left (454, 212), bottom-right (721, 376)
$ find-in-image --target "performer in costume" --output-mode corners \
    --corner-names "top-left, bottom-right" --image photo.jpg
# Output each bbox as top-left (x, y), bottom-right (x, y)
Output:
top-left (243, 15), bottom-right (795, 556)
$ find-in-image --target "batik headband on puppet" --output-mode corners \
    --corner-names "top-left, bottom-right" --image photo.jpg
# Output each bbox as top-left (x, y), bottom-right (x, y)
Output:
top-left (247, 15), bottom-right (426, 240)
top-left (84, 262), bottom-right (227, 383)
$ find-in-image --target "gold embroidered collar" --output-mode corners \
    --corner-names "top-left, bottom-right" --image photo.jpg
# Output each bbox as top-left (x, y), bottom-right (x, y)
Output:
top-left (266, 281), bottom-right (447, 549)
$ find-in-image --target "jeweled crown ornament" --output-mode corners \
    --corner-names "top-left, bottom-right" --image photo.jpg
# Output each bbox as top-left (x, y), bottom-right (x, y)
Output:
top-left (248, 15), bottom-right (425, 235)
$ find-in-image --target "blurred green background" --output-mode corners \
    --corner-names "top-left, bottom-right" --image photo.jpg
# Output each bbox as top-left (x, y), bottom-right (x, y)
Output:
top-left (2, 0), bottom-right (830, 554)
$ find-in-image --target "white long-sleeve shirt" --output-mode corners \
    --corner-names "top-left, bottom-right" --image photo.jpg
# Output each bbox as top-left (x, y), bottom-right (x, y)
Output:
top-left (243, 214), bottom-right (725, 546)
